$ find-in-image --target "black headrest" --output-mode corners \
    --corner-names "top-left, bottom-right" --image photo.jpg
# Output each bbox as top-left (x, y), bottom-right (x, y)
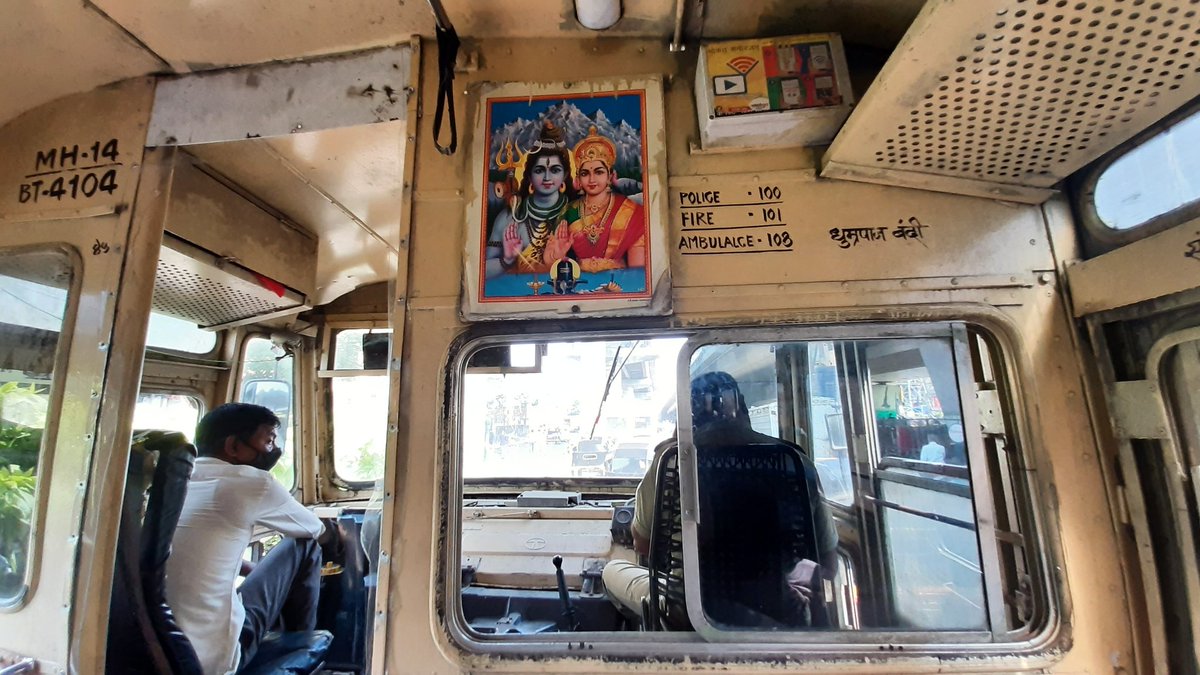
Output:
top-left (132, 430), bottom-right (196, 578)
top-left (138, 431), bottom-right (203, 674)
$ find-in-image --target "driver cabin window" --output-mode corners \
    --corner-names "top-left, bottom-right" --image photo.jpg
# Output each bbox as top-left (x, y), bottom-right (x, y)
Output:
top-left (448, 326), bottom-right (1045, 654)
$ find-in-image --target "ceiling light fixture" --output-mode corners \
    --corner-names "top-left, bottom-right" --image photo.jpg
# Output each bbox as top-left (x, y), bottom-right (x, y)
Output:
top-left (574, 0), bottom-right (621, 30)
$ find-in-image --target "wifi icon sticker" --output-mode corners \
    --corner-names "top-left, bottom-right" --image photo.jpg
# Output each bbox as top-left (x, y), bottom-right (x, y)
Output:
top-left (726, 56), bottom-right (759, 75)
top-left (713, 56), bottom-right (757, 97)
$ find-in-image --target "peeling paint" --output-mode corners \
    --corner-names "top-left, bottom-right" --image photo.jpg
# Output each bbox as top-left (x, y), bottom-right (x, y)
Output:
top-left (184, 61), bottom-right (223, 72)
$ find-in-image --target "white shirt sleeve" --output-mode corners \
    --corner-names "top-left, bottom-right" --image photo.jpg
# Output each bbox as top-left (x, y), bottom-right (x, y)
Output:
top-left (255, 477), bottom-right (325, 539)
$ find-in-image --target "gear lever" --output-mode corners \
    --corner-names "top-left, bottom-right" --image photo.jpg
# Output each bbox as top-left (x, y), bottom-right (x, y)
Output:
top-left (552, 555), bottom-right (580, 631)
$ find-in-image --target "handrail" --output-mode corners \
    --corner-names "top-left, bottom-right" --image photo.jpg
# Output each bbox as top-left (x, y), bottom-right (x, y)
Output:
top-left (864, 494), bottom-right (976, 531)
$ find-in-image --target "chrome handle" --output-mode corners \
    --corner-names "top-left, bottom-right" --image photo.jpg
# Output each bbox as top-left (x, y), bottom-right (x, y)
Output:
top-left (0, 659), bottom-right (35, 675)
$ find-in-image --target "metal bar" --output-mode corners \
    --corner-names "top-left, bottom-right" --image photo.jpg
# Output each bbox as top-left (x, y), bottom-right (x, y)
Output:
top-left (1142, 326), bottom-right (1200, 669)
top-left (863, 495), bottom-right (976, 531)
top-left (953, 324), bottom-right (1010, 639)
top-left (669, 0), bottom-right (687, 52)
top-left (876, 466), bottom-right (972, 500)
top-left (370, 35), bottom-right (422, 675)
top-left (80, 1), bottom-right (173, 71)
top-left (1085, 316), bottom-right (1169, 673)
top-left (878, 455), bottom-right (971, 479)
top-left (0, 659), bottom-right (35, 675)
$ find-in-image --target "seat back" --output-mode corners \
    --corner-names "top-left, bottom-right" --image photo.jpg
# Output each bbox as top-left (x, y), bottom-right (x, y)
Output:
top-left (646, 444), bottom-right (690, 631)
top-left (107, 430), bottom-right (202, 675)
top-left (647, 439), bottom-right (827, 631)
top-left (695, 440), bottom-right (823, 629)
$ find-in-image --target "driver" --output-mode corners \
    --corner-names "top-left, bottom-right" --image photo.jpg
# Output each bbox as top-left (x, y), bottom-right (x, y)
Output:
top-left (602, 371), bottom-right (838, 627)
top-left (165, 403), bottom-right (326, 674)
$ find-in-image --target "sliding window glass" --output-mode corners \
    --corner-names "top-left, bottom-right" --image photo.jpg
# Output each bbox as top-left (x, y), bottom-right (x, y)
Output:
top-left (679, 325), bottom-right (1038, 642)
top-left (0, 248), bottom-right (75, 606)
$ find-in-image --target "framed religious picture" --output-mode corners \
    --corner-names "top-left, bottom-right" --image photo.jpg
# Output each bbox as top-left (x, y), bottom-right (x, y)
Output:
top-left (462, 77), bottom-right (670, 319)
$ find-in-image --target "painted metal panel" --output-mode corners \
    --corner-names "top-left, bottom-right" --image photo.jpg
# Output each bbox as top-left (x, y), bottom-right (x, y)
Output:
top-left (669, 171), bottom-right (1055, 289)
top-left (383, 37), bottom-right (1134, 673)
top-left (1067, 215), bottom-right (1200, 316)
top-left (1110, 379), bottom-right (1170, 440)
top-left (0, 79), bottom-right (154, 672)
top-left (822, 0), bottom-right (1200, 203)
top-left (0, 78), bottom-right (154, 222)
top-left (69, 148), bottom-right (171, 675)
top-left (700, 0), bottom-right (924, 50)
top-left (164, 156), bottom-right (317, 298)
top-left (147, 45), bottom-right (413, 146)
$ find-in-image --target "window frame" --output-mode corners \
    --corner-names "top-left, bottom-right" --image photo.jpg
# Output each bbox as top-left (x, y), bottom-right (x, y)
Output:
top-left (441, 320), bottom-right (1059, 660)
top-left (319, 320), bottom-right (391, 377)
top-left (1076, 97), bottom-right (1200, 249)
top-left (0, 244), bottom-right (81, 612)
top-left (318, 320), bottom-right (392, 488)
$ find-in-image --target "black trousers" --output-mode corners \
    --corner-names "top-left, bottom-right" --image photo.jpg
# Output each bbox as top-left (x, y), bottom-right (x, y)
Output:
top-left (237, 537), bottom-right (323, 669)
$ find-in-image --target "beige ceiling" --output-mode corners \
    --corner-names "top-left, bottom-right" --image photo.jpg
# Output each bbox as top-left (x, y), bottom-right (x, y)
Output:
top-left (0, 1), bottom-right (164, 128)
top-left (1, 0), bottom-right (924, 127)
top-left (186, 122), bottom-right (406, 305)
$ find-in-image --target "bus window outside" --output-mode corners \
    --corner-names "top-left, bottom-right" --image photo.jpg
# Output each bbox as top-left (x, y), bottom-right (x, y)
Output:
top-left (0, 249), bottom-right (73, 605)
top-left (1093, 106), bottom-right (1200, 231)
top-left (132, 393), bottom-right (202, 440)
top-left (331, 328), bottom-right (391, 370)
top-left (238, 336), bottom-right (296, 489)
top-left (324, 326), bottom-right (391, 484)
top-left (331, 375), bottom-right (389, 483)
top-left (806, 342), bottom-right (853, 506)
top-left (461, 338), bottom-right (686, 480)
top-left (145, 312), bottom-right (216, 354)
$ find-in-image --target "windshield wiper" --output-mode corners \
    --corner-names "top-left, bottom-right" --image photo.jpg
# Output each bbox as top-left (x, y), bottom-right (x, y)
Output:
top-left (587, 341), bottom-right (639, 440)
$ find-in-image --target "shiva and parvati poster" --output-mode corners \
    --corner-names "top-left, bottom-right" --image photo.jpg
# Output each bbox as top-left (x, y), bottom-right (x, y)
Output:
top-left (462, 78), bottom-right (670, 319)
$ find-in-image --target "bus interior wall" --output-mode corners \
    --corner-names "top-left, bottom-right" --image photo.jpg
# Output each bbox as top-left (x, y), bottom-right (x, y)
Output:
top-left (3, 4), bottom-right (1200, 673)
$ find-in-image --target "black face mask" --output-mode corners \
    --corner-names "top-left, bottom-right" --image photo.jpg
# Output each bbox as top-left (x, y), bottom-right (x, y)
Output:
top-left (250, 446), bottom-right (284, 472)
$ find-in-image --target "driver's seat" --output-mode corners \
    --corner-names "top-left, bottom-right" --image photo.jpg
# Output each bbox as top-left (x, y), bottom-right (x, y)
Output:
top-left (107, 430), bottom-right (332, 674)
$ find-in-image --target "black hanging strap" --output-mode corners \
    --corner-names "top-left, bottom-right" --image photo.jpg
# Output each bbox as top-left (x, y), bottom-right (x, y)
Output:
top-left (428, 0), bottom-right (460, 156)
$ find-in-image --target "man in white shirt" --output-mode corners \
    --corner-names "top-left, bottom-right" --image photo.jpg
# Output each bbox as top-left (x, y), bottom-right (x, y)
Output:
top-left (165, 403), bottom-right (326, 675)
top-left (919, 432), bottom-right (947, 463)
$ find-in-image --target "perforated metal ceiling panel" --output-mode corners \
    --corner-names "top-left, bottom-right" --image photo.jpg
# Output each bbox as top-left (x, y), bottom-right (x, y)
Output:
top-left (822, 0), bottom-right (1200, 203)
top-left (152, 236), bottom-right (308, 330)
